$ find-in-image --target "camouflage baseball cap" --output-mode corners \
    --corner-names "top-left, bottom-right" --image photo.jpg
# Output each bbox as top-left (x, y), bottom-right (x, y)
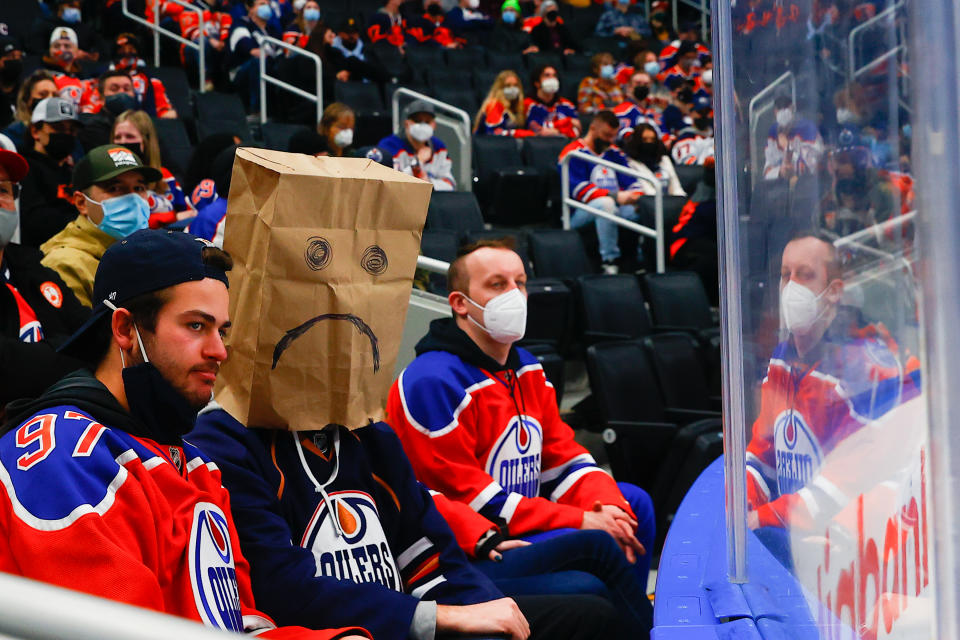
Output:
top-left (72, 144), bottom-right (162, 190)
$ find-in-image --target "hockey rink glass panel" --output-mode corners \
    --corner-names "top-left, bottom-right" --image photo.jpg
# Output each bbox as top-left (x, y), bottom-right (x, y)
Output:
top-left (720, 1), bottom-right (933, 636)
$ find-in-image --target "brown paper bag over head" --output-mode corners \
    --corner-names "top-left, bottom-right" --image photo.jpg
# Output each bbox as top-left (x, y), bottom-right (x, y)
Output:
top-left (215, 148), bottom-right (432, 430)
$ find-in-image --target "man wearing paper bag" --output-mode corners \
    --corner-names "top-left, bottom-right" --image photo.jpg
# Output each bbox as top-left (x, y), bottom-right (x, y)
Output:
top-left (189, 149), bottom-right (616, 640)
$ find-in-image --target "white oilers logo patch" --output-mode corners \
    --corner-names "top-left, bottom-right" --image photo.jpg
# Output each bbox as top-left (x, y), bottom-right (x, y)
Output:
top-left (589, 164), bottom-right (619, 191)
top-left (40, 282), bottom-right (62, 308)
top-left (107, 147), bottom-right (138, 168)
top-left (300, 491), bottom-right (402, 592)
top-left (188, 502), bottom-right (243, 632)
top-left (486, 415), bottom-right (543, 498)
top-left (773, 410), bottom-right (823, 495)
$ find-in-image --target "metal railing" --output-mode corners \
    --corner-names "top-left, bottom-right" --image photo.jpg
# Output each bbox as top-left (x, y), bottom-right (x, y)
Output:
top-left (0, 572), bottom-right (232, 640)
top-left (121, 0), bottom-right (206, 92)
top-left (416, 255), bottom-right (450, 275)
top-left (391, 89), bottom-right (472, 192)
top-left (259, 35), bottom-right (323, 125)
top-left (848, 0), bottom-right (905, 81)
top-left (559, 150), bottom-right (666, 273)
top-left (747, 70), bottom-right (795, 187)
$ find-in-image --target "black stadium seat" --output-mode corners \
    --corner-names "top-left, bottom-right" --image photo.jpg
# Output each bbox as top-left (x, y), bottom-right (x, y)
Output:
top-left (445, 47), bottom-right (483, 71)
top-left (522, 136), bottom-right (568, 218)
top-left (426, 68), bottom-right (473, 91)
top-left (526, 51), bottom-right (564, 72)
top-left (425, 192), bottom-right (485, 240)
top-left (433, 87), bottom-right (478, 116)
top-left (642, 333), bottom-right (721, 412)
top-left (485, 51), bottom-right (525, 74)
top-left (334, 81), bottom-right (391, 146)
top-left (194, 91), bottom-right (249, 140)
top-left (464, 228), bottom-right (533, 275)
top-left (674, 164), bottom-right (705, 195)
top-left (152, 117), bottom-right (193, 182)
top-left (576, 274), bottom-right (654, 346)
top-left (405, 47), bottom-right (446, 82)
top-left (261, 122), bottom-right (311, 151)
top-left (634, 194), bottom-right (688, 269)
top-left (419, 229), bottom-right (459, 295)
top-left (528, 229), bottom-right (595, 282)
top-left (150, 66), bottom-right (193, 117)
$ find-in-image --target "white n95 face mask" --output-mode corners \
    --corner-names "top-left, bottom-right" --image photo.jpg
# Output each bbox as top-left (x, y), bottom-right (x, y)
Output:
top-left (333, 128), bottom-right (354, 148)
top-left (464, 288), bottom-right (527, 344)
top-left (781, 280), bottom-right (829, 334)
top-left (408, 122), bottom-right (433, 142)
top-left (540, 77), bottom-right (560, 94)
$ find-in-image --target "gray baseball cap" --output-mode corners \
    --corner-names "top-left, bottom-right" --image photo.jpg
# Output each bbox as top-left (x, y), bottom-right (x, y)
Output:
top-left (402, 99), bottom-right (436, 121)
top-left (31, 97), bottom-right (79, 124)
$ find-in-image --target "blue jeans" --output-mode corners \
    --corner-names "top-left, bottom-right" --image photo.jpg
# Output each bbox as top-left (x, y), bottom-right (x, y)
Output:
top-left (232, 57), bottom-right (261, 111)
top-left (570, 198), bottom-right (641, 262)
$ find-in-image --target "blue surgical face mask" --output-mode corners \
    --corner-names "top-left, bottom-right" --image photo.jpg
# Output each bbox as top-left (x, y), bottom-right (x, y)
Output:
top-left (600, 64), bottom-right (615, 79)
top-left (502, 10), bottom-right (517, 24)
top-left (644, 61), bottom-right (660, 76)
top-left (256, 4), bottom-right (273, 20)
top-left (617, 0), bottom-right (631, 6)
top-left (86, 191), bottom-right (150, 239)
top-left (303, 7), bottom-right (321, 22)
top-left (62, 7), bottom-right (81, 23)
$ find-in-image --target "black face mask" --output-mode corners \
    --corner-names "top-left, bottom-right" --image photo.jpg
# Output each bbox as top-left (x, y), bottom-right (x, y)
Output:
top-left (694, 116), bottom-right (712, 130)
top-left (677, 89), bottom-right (694, 104)
top-left (105, 92), bottom-right (140, 116)
top-left (634, 140), bottom-right (659, 165)
top-left (426, 4), bottom-right (443, 16)
top-left (121, 141), bottom-right (144, 159)
top-left (0, 59), bottom-right (22, 85)
top-left (633, 85), bottom-right (649, 101)
top-left (593, 138), bottom-right (611, 154)
top-left (546, 10), bottom-right (559, 21)
top-left (123, 362), bottom-right (202, 442)
top-left (44, 132), bottom-right (76, 160)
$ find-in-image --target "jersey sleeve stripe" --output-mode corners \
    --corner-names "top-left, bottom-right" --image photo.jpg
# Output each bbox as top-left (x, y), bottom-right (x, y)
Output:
top-left (398, 369), bottom-right (495, 437)
top-left (1, 449), bottom-right (137, 531)
top-left (541, 453), bottom-right (595, 483)
top-left (397, 536), bottom-right (434, 570)
top-left (745, 465), bottom-right (771, 502)
top-left (548, 467), bottom-right (606, 502)
top-left (498, 492), bottom-right (523, 523)
top-left (469, 481), bottom-right (504, 511)
top-left (411, 575), bottom-right (447, 599)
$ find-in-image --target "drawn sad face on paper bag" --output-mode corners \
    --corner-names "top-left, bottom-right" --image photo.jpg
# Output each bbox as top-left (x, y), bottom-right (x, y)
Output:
top-left (215, 149), bottom-right (431, 431)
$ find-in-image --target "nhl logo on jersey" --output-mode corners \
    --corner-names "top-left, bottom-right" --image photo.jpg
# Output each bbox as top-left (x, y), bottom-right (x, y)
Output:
top-left (300, 491), bottom-right (402, 592)
top-left (485, 415), bottom-right (543, 498)
top-left (188, 502), bottom-right (244, 632)
top-left (773, 410), bottom-right (823, 495)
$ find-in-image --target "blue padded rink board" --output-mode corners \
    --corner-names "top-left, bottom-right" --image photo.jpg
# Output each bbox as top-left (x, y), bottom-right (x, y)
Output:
top-left (652, 457), bottom-right (845, 640)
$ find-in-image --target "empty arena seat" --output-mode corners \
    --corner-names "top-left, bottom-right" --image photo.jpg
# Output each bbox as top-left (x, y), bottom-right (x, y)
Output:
top-left (419, 229), bottom-right (459, 295)
top-left (152, 118), bottom-right (193, 181)
top-left (522, 136), bottom-right (569, 219)
top-left (426, 68), bottom-right (474, 91)
top-left (425, 191), bottom-right (485, 240)
top-left (194, 91), bottom-right (249, 139)
top-left (528, 229), bottom-right (595, 282)
top-left (485, 51), bottom-right (525, 74)
top-left (433, 87), bottom-right (478, 117)
top-left (261, 122), bottom-right (311, 151)
top-left (674, 164), bottom-right (705, 195)
top-left (576, 274), bottom-right (654, 346)
top-left (642, 332), bottom-right (721, 412)
top-left (405, 47), bottom-right (446, 82)
top-left (526, 51), bottom-right (564, 72)
top-left (150, 66), bottom-right (193, 118)
top-left (464, 228), bottom-right (533, 274)
top-left (445, 47), bottom-right (483, 71)
top-left (472, 135), bottom-right (546, 224)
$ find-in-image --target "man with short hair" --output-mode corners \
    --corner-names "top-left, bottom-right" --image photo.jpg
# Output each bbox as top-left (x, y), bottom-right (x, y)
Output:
top-left (77, 69), bottom-right (142, 151)
top-left (41, 27), bottom-right (94, 109)
top-left (763, 94), bottom-right (824, 181)
top-left (372, 100), bottom-right (456, 191)
top-left (387, 240), bottom-right (656, 582)
top-left (594, 0), bottom-right (651, 40)
top-left (41, 144), bottom-right (157, 306)
top-left (0, 229), bottom-right (369, 640)
top-left (0, 148), bottom-right (87, 411)
top-left (657, 21), bottom-right (710, 70)
top-left (613, 71), bottom-right (665, 144)
top-left (19, 96), bottom-right (81, 247)
top-left (558, 110), bottom-right (642, 272)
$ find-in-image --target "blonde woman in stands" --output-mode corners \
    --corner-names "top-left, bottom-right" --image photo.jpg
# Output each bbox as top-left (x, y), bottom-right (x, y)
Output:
top-left (110, 110), bottom-right (194, 227)
top-left (474, 70), bottom-right (534, 137)
top-left (317, 102), bottom-right (357, 157)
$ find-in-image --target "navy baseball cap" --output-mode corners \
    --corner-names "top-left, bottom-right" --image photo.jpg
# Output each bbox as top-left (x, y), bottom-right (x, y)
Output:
top-left (59, 229), bottom-right (231, 357)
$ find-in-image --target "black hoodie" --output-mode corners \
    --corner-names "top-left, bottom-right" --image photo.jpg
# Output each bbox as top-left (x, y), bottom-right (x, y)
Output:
top-left (414, 317), bottom-right (523, 374)
top-left (2, 369), bottom-right (179, 445)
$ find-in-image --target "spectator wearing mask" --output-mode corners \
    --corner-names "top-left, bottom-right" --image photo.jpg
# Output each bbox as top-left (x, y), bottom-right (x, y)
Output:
top-left (2, 70), bottom-right (58, 153)
top-left (762, 94), bottom-right (823, 181)
top-left (406, 0), bottom-right (461, 48)
top-left (623, 122), bottom-right (685, 197)
top-left (188, 144), bottom-right (238, 248)
top-left (318, 102), bottom-right (357, 157)
top-left (76, 70), bottom-right (142, 151)
top-left (0, 148), bottom-right (87, 411)
top-left (475, 70), bottom-right (533, 137)
top-left (85, 34), bottom-right (178, 120)
top-left (671, 95), bottom-right (714, 166)
top-left (613, 71), bottom-right (665, 144)
top-left (372, 100), bottom-right (456, 191)
top-left (331, 18), bottom-right (367, 61)
top-left (178, 4), bottom-right (232, 91)
top-left (111, 110), bottom-right (194, 228)
top-left (657, 21), bottom-right (710, 70)
top-left (490, 0), bottom-right (537, 54)
top-left (577, 52), bottom-right (624, 115)
top-left (594, 0), bottom-right (651, 41)
top-left (42, 27), bottom-right (94, 109)
top-left (27, 0), bottom-right (104, 62)
top-left (40, 144), bottom-right (158, 306)
top-left (229, 0), bottom-right (284, 112)
top-left (656, 40), bottom-right (702, 88)
top-left (19, 97), bottom-right (82, 247)
top-left (558, 110), bottom-right (641, 272)
top-left (282, 0), bottom-right (323, 47)
top-left (0, 37), bottom-right (24, 131)
top-left (530, 1), bottom-right (578, 55)
top-left (367, 0), bottom-right (406, 53)
top-left (524, 65), bottom-right (580, 137)
top-left (647, 10), bottom-right (674, 46)
top-left (660, 77), bottom-right (696, 138)
top-left (445, 0), bottom-right (495, 43)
